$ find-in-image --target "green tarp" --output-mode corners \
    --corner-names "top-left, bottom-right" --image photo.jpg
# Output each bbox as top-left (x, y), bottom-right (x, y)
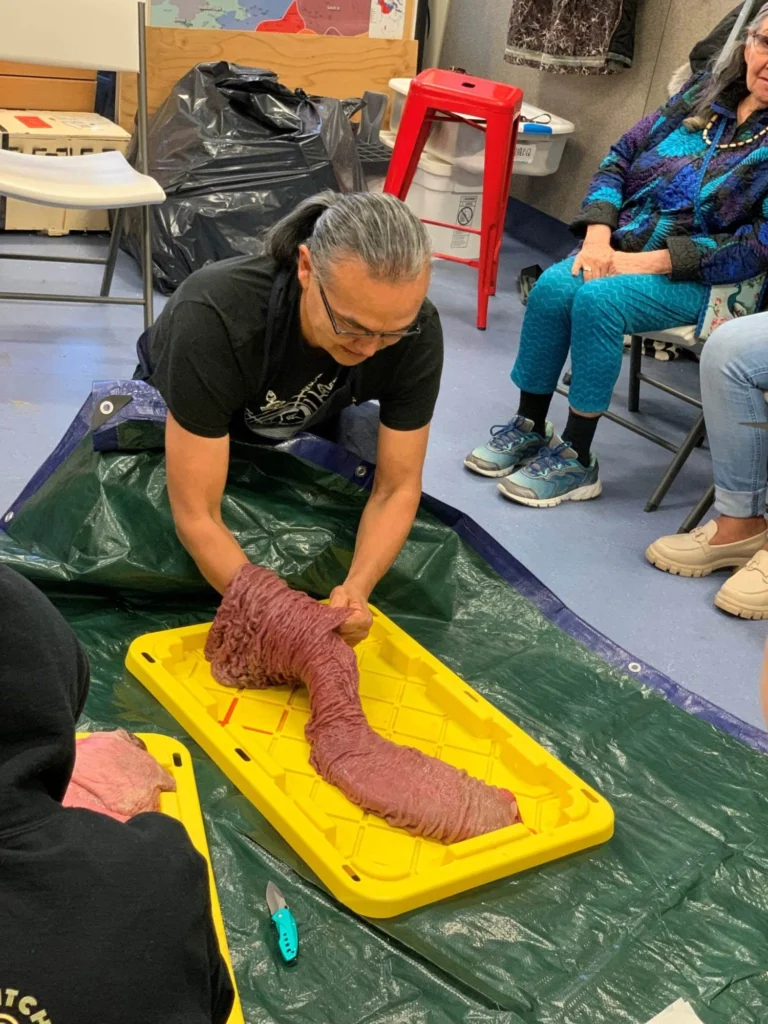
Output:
top-left (2, 428), bottom-right (767, 1024)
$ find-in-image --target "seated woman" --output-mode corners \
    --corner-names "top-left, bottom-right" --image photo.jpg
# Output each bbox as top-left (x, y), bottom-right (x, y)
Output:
top-left (646, 314), bottom-right (768, 620)
top-left (466, 2), bottom-right (768, 508)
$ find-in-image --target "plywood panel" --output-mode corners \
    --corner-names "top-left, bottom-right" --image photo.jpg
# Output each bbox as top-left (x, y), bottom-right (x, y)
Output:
top-left (118, 26), bottom-right (418, 132)
top-left (0, 77), bottom-right (96, 111)
top-left (0, 62), bottom-right (95, 81)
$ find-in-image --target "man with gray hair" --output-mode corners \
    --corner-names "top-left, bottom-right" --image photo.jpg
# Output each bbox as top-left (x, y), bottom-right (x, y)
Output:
top-left (135, 191), bottom-right (443, 645)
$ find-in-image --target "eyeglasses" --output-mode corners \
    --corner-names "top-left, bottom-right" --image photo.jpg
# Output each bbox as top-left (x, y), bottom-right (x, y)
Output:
top-left (317, 279), bottom-right (421, 341)
top-left (748, 29), bottom-right (768, 55)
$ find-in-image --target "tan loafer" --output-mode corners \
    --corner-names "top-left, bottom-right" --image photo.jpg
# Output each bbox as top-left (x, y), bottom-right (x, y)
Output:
top-left (715, 550), bottom-right (768, 619)
top-left (645, 519), bottom-right (768, 578)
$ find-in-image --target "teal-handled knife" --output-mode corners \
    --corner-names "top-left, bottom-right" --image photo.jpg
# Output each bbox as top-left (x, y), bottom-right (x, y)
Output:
top-left (266, 881), bottom-right (299, 964)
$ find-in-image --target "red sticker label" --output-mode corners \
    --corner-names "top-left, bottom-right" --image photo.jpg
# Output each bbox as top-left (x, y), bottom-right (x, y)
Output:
top-left (17, 116), bottom-right (52, 129)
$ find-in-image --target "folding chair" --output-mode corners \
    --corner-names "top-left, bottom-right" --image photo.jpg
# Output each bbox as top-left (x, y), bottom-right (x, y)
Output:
top-left (557, 323), bottom-right (707, 516)
top-left (675, 388), bottom-right (768, 533)
top-left (625, 326), bottom-right (706, 513)
top-left (678, 484), bottom-right (716, 533)
top-left (0, 0), bottom-right (165, 328)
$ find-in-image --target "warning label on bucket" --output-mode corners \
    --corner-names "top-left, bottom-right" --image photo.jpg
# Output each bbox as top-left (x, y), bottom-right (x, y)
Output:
top-left (452, 194), bottom-right (478, 248)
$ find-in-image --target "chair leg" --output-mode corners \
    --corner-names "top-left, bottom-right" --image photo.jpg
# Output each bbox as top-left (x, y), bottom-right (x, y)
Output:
top-left (476, 113), bottom-right (514, 330)
top-left (136, 3), bottom-right (155, 330)
top-left (645, 413), bottom-right (706, 513)
top-left (678, 484), bottom-right (715, 534)
top-left (100, 208), bottom-right (126, 297)
top-left (627, 334), bottom-right (643, 412)
top-left (140, 204), bottom-right (154, 330)
top-left (489, 117), bottom-right (519, 298)
top-left (383, 97), bottom-right (432, 200)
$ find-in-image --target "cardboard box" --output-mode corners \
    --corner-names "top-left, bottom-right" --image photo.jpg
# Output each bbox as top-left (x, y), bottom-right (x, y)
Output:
top-left (0, 110), bottom-right (131, 236)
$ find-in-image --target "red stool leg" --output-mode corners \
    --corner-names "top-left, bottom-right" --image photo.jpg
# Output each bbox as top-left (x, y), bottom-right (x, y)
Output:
top-left (476, 112), bottom-right (515, 329)
top-left (383, 95), bottom-right (432, 200)
top-left (489, 115), bottom-right (519, 297)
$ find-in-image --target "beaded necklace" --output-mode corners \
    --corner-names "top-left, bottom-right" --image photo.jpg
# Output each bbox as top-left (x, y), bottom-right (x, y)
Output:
top-left (703, 112), bottom-right (768, 149)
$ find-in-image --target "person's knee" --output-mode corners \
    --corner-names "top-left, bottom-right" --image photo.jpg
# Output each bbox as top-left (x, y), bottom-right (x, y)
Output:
top-left (570, 279), bottom-right (622, 324)
top-left (526, 260), bottom-right (577, 314)
top-left (701, 314), bottom-right (768, 378)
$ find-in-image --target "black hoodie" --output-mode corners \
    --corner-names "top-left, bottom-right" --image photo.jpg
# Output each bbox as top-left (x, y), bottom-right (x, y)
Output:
top-left (0, 565), bottom-right (234, 1024)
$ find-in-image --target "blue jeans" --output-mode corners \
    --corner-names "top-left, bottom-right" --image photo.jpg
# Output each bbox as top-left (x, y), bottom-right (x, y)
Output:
top-left (701, 314), bottom-right (768, 518)
top-left (512, 258), bottom-right (708, 413)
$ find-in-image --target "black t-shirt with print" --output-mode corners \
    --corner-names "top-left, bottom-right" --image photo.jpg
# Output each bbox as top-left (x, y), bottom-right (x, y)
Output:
top-left (137, 254), bottom-right (444, 441)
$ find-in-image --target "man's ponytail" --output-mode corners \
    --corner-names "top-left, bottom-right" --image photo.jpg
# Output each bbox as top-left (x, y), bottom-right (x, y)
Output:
top-left (264, 191), bottom-right (344, 267)
top-left (263, 190), bottom-right (431, 282)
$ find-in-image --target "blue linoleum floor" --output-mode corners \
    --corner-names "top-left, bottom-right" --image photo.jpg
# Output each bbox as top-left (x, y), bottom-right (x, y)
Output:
top-left (0, 231), bottom-right (765, 731)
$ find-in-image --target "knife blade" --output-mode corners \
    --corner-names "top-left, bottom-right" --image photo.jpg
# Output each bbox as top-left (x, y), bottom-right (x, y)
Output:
top-left (266, 882), bottom-right (299, 964)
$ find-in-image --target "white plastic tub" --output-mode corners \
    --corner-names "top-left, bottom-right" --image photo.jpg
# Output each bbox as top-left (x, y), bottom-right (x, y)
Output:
top-left (389, 77), bottom-right (575, 178)
top-left (369, 130), bottom-right (483, 260)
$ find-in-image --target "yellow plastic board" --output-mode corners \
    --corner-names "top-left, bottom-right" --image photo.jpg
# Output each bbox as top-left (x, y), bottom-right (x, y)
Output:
top-left (77, 732), bottom-right (244, 1024)
top-left (127, 607), bottom-right (614, 918)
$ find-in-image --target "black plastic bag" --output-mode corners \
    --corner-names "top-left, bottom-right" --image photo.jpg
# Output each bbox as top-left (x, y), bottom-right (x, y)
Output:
top-left (122, 62), bottom-right (364, 294)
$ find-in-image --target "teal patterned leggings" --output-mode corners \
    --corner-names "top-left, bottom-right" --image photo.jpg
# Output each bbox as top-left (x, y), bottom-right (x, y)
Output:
top-left (511, 257), bottom-right (708, 413)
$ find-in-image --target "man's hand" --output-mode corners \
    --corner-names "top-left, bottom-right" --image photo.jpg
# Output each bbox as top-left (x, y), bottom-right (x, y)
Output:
top-left (572, 224), bottom-right (614, 282)
top-left (329, 583), bottom-right (373, 647)
top-left (609, 250), bottom-right (673, 276)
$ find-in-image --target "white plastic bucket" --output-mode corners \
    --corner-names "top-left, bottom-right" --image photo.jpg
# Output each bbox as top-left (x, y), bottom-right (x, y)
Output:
top-left (389, 77), bottom-right (575, 178)
top-left (369, 131), bottom-right (484, 261)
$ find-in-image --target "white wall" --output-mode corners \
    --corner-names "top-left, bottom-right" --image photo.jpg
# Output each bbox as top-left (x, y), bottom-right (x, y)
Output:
top-left (441, 0), bottom-right (738, 222)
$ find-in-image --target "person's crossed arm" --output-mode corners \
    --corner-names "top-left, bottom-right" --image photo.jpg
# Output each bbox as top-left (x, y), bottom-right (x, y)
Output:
top-left (571, 75), bottom-right (706, 284)
top-left (572, 224), bottom-right (615, 282)
top-left (570, 109), bottom-right (663, 283)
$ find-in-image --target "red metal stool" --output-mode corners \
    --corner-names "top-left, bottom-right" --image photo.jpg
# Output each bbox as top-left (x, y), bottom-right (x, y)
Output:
top-left (384, 69), bottom-right (523, 331)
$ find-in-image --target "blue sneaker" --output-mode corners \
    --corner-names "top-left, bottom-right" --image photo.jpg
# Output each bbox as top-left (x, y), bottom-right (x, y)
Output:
top-left (497, 437), bottom-right (601, 507)
top-left (464, 416), bottom-right (553, 478)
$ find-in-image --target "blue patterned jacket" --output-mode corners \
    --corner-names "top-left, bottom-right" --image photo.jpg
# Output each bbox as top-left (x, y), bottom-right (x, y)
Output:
top-left (571, 73), bottom-right (768, 284)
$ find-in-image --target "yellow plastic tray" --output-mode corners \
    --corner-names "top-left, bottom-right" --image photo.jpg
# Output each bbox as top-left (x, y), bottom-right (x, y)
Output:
top-left (127, 607), bottom-right (614, 918)
top-left (78, 732), bottom-right (244, 1024)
